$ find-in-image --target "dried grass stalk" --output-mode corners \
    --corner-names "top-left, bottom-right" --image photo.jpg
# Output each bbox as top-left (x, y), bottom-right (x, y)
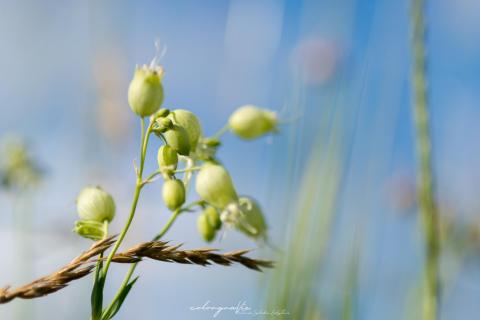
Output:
top-left (112, 241), bottom-right (274, 270)
top-left (0, 237), bottom-right (273, 304)
top-left (0, 236), bottom-right (116, 303)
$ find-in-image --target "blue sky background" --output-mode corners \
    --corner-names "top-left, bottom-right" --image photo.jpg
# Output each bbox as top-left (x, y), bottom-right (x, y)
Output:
top-left (1, 0), bottom-right (480, 319)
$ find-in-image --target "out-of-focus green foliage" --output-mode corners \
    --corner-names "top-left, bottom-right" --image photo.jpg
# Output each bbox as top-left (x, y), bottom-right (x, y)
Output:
top-left (0, 135), bottom-right (43, 191)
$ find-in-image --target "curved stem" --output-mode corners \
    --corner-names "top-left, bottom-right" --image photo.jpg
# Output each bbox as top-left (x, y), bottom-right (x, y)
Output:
top-left (173, 166), bottom-right (202, 174)
top-left (158, 133), bottom-right (167, 145)
top-left (210, 124), bottom-right (229, 140)
top-left (101, 184), bottom-right (142, 278)
top-left (141, 170), bottom-right (162, 186)
top-left (101, 118), bottom-right (151, 278)
top-left (153, 208), bottom-right (182, 241)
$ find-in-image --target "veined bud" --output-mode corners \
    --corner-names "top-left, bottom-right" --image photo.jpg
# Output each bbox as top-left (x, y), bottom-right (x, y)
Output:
top-left (128, 65), bottom-right (164, 117)
top-left (163, 125), bottom-right (191, 156)
top-left (162, 179), bottom-right (186, 210)
top-left (151, 108), bottom-right (170, 120)
top-left (203, 137), bottom-right (221, 148)
top-left (197, 213), bottom-right (216, 242)
top-left (154, 117), bottom-right (173, 134)
top-left (203, 206), bottom-right (221, 230)
top-left (168, 109), bottom-right (202, 151)
top-left (76, 186), bottom-right (115, 222)
top-left (235, 197), bottom-right (267, 239)
top-left (228, 105), bottom-right (277, 140)
top-left (195, 163), bottom-right (238, 209)
top-left (157, 145), bottom-right (178, 172)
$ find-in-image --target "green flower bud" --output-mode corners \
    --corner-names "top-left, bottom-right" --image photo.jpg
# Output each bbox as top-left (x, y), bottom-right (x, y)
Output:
top-left (76, 186), bottom-right (115, 223)
top-left (168, 109), bottom-right (202, 151)
top-left (228, 105), bottom-right (277, 140)
top-left (195, 163), bottom-right (238, 209)
top-left (235, 197), bottom-right (267, 239)
top-left (157, 145), bottom-right (178, 172)
top-left (197, 213), bottom-right (216, 242)
top-left (154, 117), bottom-right (173, 133)
top-left (162, 179), bottom-right (186, 210)
top-left (203, 206), bottom-right (221, 230)
top-left (151, 107), bottom-right (170, 120)
top-left (73, 220), bottom-right (106, 241)
top-left (128, 66), bottom-right (164, 117)
top-left (203, 137), bottom-right (221, 148)
top-left (163, 125), bottom-right (191, 156)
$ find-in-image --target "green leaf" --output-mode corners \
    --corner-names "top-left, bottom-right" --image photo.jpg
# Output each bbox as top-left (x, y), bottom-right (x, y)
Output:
top-left (73, 220), bottom-right (106, 241)
top-left (102, 276), bottom-right (139, 320)
top-left (91, 262), bottom-right (105, 320)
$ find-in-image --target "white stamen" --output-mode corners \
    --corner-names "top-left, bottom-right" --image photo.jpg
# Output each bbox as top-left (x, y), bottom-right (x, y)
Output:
top-left (149, 38), bottom-right (167, 69)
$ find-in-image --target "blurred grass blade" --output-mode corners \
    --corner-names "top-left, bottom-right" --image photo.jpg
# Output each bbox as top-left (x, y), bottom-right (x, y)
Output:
top-left (102, 276), bottom-right (139, 320)
top-left (410, 0), bottom-right (440, 318)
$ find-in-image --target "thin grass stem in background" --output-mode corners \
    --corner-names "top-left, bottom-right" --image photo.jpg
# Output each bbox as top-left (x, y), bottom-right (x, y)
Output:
top-left (411, 0), bottom-right (440, 319)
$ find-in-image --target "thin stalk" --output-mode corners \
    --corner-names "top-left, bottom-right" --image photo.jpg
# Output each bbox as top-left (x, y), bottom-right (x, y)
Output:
top-left (102, 184), bottom-right (141, 277)
top-left (174, 166), bottom-right (202, 174)
top-left (102, 208), bottom-right (182, 318)
top-left (211, 124), bottom-right (229, 140)
top-left (411, 0), bottom-right (440, 319)
top-left (93, 221), bottom-right (109, 279)
top-left (142, 170), bottom-right (161, 185)
top-left (153, 208), bottom-right (182, 241)
top-left (91, 117), bottom-right (152, 320)
top-left (101, 118), bottom-right (150, 278)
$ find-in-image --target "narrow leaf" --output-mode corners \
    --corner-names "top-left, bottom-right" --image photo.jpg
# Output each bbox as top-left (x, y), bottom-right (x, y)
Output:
top-left (102, 276), bottom-right (139, 320)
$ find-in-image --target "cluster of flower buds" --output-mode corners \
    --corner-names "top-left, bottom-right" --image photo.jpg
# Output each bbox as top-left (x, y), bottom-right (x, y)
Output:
top-left (73, 46), bottom-right (278, 244)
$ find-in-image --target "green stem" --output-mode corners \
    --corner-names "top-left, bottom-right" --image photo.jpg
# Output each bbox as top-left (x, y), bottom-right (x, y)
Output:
top-left (101, 118), bottom-right (150, 278)
top-left (102, 208), bottom-right (182, 318)
top-left (173, 166), bottom-right (202, 174)
top-left (103, 220), bottom-right (109, 237)
top-left (211, 124), bottom-right (229, 139)
top-left (92, 118), bottom-right (152, 320)
top-left (102, 185), bottom-right (142, 278)
top-left (153, 208), bottom-right (182, 241)
top-left (411, 0), bottom-right (440, 319)
top-left (142, 170), bottom-right (161, 185)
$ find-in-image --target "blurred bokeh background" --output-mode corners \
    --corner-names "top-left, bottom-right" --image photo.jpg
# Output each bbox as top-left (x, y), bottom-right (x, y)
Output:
top-left (1, 0), bottom-right (480, 319)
